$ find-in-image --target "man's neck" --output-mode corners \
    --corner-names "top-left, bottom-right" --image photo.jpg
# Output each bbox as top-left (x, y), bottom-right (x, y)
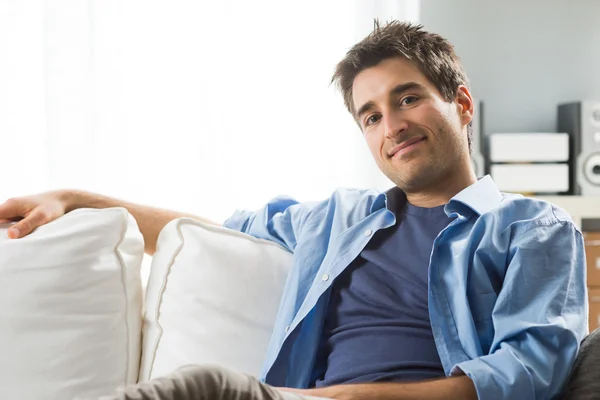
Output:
top-left (404, 169), bottom-right (477, 208)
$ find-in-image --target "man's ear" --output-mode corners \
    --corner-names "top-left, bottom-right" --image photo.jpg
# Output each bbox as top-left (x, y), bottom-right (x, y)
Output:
top-left (455, 85), bottom-right (474, 127)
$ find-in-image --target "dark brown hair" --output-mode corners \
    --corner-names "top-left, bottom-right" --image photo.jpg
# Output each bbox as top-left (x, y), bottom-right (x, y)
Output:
top-left (332, 20), bottom-right (473, 151)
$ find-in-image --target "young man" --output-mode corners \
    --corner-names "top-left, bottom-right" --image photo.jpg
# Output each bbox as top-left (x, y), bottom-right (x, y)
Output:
top-left (0, 21), bottom-right (587, 400)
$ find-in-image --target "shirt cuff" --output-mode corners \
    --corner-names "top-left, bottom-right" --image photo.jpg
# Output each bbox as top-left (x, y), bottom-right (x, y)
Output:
top-left (222, 209), bottom-right (253, 233)
top-left (451, 350), bottom-right (534, 400)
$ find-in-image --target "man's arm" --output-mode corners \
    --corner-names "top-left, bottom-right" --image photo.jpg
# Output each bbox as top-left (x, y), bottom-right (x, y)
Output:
top-left (0, 190), bottom-right (219, 255)
top-left (281, 376), bottom-right (477, 400)
top-left (450, 219), bottom-right (587, 399)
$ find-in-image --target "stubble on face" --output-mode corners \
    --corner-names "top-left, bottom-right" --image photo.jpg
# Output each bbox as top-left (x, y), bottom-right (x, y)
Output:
top-left (378, 116), bottom-right (463, 193)
top-left (352, 58), bottom-right (470, 195)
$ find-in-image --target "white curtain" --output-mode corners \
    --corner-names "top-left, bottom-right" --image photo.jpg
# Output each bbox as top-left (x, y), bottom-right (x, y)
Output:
top-left (0, 0), bottom-right (419, 223)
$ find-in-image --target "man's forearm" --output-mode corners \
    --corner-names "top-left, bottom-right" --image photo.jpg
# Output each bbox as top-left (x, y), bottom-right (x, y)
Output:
top-left (63, 190), bottom-right (219, 255)
top-left (286, 376), bottom-right (477, 400)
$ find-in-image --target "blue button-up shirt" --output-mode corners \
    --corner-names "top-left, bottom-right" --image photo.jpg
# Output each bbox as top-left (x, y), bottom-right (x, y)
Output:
top-left (223, 175), bottom-right (588, 399)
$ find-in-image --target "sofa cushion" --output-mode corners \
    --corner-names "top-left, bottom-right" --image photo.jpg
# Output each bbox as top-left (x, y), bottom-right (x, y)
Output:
top-left (139, 218), bottom-right (291, 381)
top-left (559, 328), bottom-right (600, 399)
top-left (0, 208), bottom-right (144, 400)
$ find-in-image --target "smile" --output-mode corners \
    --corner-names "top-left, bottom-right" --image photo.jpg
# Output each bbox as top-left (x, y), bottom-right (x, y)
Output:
top-left (388, 136), bottom-right (426, 158)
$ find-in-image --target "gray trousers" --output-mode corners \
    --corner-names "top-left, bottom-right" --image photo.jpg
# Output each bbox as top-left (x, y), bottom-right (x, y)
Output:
top-left (92, 365), bottom-right (332, 400)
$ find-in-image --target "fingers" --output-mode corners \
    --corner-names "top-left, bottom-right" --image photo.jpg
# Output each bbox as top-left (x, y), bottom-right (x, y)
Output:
top-left (0, 198), bottom-right (30, 238)
top-left (8, 209), bottom-right (51, 239)
top-left (0, 217), bottom-right (24, 224)
top-left (0, 198), bottom-right (25, 221)
top-left (7, 226), bottom-right (21, 239)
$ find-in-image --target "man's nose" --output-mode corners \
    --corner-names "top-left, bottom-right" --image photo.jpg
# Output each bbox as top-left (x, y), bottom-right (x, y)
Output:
top-left (383, 112), bottom-right (408, 140)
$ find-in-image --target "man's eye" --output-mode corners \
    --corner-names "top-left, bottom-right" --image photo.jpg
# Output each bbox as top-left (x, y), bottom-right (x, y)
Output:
top-left (366, 115), bottom-right (381, 126)
top-left (400, 96), bottom-right (418, 106)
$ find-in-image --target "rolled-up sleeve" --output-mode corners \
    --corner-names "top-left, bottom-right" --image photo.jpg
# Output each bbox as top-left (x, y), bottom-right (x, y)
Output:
top-left (452, 220), bottom-right (588, 399)
top-left (223, 196), bottom-right (317, 252)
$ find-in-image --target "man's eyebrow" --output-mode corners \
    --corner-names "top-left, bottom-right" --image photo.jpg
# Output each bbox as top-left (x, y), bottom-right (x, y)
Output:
top-left (356, 101), bottom-right (376, 121)
top-left (389, 82), bottom-right (424, 96)
top-left (355, 82), bottom-right (425, 120)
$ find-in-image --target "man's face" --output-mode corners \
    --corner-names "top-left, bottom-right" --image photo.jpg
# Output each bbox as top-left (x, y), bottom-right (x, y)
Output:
top-left (352, 57), bottom-right (472, 192)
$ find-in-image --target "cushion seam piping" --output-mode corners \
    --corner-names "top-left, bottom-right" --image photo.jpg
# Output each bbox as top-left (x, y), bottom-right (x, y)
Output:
top-left (146, 219), bottom-right (186, 380)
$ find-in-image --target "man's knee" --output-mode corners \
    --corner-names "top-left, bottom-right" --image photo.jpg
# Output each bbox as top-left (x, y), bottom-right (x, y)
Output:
top-left (175, 364), bottom-right (239, 383)
top-left (172, 364), bottom-right (252, 397)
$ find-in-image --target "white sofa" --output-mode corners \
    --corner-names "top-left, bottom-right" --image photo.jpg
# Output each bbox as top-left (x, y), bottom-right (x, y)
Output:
top-left (0, 208), bottom-right (292, 400)
top-left (3, 207), bottom-right (598, 400)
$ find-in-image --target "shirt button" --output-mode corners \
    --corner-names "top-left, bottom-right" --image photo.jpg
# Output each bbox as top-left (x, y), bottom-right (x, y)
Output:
top-left (364, 229), bottom-right (373, 236)
top-left (322, 274), bottom-right (329, 281)
top-left (285, 326), bottom-right (290, 333)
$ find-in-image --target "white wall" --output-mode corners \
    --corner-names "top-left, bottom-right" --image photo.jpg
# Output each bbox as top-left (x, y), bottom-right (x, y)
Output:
top-left (0, 1), bottom-right (422, 224)
top-left (420, 0), bottom-right (600, 134)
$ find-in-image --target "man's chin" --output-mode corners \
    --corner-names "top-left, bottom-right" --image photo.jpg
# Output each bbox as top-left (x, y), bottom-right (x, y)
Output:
top-left (388, 169), bottom-right (439, 192)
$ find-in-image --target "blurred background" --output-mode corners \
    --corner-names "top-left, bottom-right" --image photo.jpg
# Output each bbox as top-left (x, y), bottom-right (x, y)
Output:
top-left (423, 0), bottom-right (600, 133)
top-left (1, 0), bottom-right (599, 223)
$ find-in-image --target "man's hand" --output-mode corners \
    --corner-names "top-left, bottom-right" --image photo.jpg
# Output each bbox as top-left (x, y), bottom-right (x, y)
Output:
top-left (0, 190), bottom-right (216, 255)
top-left (278, 386), bottom-right (339, 399)
top-left (278, 376), bottom-right (477, 400)
top-left (0, 191), bottom-right (71, 239)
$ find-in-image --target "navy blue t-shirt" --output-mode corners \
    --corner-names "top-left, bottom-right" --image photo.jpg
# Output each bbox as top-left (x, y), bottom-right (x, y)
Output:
top-left (314, 197), bottom-right (451, 387)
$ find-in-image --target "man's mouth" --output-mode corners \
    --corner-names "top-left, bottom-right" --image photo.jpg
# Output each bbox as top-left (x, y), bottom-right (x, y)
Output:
top-left (388, 136), bottom-right (427, 158)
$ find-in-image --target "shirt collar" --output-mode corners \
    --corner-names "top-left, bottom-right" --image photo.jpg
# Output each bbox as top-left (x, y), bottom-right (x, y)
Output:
top-left (370, 186), bottom-right (406, 214)
top-left (371, 175), bottom-right (503, 216)
top-left (446, 175), bottom-right (503, 216)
